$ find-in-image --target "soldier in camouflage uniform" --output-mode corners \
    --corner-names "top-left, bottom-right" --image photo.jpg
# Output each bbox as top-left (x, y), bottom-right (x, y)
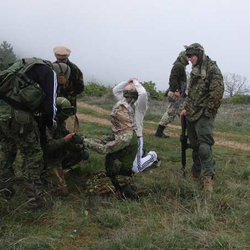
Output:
top-left (0, 60), bottom-right (61, 209)
top-left (84, 86), bottom-right (139, 199)
top-left (180, 43), bottom-right (224, 193)
top-left (42, 97), bottom-right (89, 196)
top-left (53, 46), bottom-right (84, 110)
top-left (155, 51), bottom-right (189, 138)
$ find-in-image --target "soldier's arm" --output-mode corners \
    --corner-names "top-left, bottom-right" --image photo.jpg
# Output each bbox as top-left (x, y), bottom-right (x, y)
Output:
top-left (113, 81), bottom-right (128, 101)
top-left (76, 66), bottom-right (84, 94)
top-left (71, 63), bottom-right (84, 95)
top-left (45, 128), bottom-right (69, 152)
top-left (85, 130), bottom-right (133, 155)
top-left (133, 80), bottom-right (147, 137)
top-left (206, 66), bottom-right (224, 111)
top-left (169, 64), bottom-right (183, 92)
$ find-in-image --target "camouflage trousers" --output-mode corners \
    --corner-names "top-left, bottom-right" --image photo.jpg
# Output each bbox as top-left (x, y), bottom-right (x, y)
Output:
top-left (0, 116), bottom-right (44, 204)
top-left (187, 115), bottom-right (215, 178)
top-left (159, 99), bottom-right (185, 127)
top-left (105, 132), bottom-right (138, 190)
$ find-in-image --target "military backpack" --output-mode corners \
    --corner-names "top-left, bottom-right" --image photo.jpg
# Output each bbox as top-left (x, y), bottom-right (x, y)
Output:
top-left (0, 57), bottom-right (51, 111)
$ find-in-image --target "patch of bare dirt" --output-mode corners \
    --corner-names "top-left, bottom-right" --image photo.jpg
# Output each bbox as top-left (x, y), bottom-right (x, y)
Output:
top-left (77, 101), bottom-right (250, 152)
top-left (77, 113), bottom-right (111, 126)
top-left (78, 102), bottom-right (110, 115)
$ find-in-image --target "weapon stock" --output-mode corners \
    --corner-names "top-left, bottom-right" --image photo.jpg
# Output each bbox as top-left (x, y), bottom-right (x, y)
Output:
top-left (180, 115), bottom-right (188, 175)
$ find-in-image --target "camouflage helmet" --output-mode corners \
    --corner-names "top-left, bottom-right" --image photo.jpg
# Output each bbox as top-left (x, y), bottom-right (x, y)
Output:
top-left (56, 97), bottom-right (76, 118)
top-left (184, 43), bottom-right (205, 56)
top-left (52, 62), bottom-right (71, 81)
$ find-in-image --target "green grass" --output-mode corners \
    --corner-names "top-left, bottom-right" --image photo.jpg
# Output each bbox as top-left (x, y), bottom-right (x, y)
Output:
top-left (1, 101), bottom-right (250, 250)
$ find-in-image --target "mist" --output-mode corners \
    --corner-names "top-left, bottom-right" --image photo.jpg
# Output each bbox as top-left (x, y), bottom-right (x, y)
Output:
top-left (1, 0), bottom-right (249, 90)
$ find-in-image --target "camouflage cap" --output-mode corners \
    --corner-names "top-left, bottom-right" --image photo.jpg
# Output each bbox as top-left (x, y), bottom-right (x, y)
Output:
top-left (53, 46), bottom-right (71, 60)
top-left (184, 43), bottom-right (205, 56)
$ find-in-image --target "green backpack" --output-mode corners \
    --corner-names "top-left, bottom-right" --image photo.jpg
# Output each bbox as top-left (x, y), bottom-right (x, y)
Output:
top-left (0, 57), bottom-right (51, 111)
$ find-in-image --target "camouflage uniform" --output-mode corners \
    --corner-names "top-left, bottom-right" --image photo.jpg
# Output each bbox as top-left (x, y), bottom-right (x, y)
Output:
top-left (184, 43), bottom-right (224, 179)
top-left (0, 61), bottom-right (58, 209)
top-left (85, 99), bottom-right (138, 198)
top-left (43, 118), bottom-right (89, 196)
top-left (0, 104), bottom-right (44, 207)
top-left (156, 51), bottom-right (188, 138)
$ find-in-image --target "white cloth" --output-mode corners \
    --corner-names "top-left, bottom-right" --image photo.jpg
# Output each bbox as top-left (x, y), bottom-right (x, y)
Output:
top-left (113, 80), bottom-right (148, 137)
top-left (132, 137), bottom-right (157, 173)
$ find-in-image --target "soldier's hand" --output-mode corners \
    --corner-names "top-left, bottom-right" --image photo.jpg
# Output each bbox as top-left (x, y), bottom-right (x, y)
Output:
top-left (64, 133), bottom-right (75, 142)
top-left (71, 134), bottom-right (84, 144)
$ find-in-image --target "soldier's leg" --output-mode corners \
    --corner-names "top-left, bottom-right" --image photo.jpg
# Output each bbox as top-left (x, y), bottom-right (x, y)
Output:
top-left (196, 116), bottom-right (215, 178)
top-left (105, 147), bottom-right (138, 199)
top-left (62, 148), bottom-right (89, 170)
top-left (18, 130), bottom-right (45, 209)
top-left (155, 103), bottom-right (176, 138)
top-left (44, 162), bottom-right (69, 196)
top-left (187, 121), bottom-right (201, 178)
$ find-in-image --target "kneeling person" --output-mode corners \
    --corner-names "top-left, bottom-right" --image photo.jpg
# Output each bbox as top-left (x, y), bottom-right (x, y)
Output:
top-left (43, 97), bottom-right (89, 196)
top-left (85, 87), bottom-right (139, 199)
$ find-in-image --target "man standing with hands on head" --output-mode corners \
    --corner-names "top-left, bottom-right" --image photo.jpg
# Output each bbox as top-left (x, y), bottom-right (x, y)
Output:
top-left (180, 43), bottom-right (224, 193)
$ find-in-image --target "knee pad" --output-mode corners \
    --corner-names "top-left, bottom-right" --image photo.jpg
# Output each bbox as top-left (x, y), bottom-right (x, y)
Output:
top-left (199, 143), bottom-right (212, 161)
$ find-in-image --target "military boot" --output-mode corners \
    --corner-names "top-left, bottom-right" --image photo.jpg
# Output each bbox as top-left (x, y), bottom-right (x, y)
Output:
top-left (154, 125), bottom-right (170, 138)
top-left (25, 181), bottom-right (46, 210)
top-left (203, 176), bottom-right (213, 193)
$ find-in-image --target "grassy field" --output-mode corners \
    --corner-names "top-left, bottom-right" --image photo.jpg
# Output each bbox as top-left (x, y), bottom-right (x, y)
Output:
top-left (1, 97), bottom-right (250, 250)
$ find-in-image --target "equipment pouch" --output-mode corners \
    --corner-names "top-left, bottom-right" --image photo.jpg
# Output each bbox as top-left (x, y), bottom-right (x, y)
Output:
top-left (19, 83), bottom-right (46, 111)
top-left (11, 109), bottom-right (33, 134)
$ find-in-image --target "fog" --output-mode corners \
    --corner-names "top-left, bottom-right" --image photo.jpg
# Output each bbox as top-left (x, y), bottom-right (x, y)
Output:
top-left (1, 0), bottom-right (249, 90)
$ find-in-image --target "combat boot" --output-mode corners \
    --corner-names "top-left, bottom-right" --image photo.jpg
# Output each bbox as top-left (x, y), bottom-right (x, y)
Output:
top-left (203, 176), bottom-right (213, 193)
top-left (154, 125), bottom-right (170, 138)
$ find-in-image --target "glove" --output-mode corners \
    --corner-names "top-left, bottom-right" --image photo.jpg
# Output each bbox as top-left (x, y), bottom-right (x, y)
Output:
top-left (71, 134), bottom-right (84, 144)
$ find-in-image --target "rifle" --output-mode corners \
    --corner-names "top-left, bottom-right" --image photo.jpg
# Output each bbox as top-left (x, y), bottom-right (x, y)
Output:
top-left (180, 115), bottom-right (188, 176)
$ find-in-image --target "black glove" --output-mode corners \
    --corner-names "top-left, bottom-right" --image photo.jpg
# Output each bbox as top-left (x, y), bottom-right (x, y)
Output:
top-left (71, 134), bottom-right (84, 144)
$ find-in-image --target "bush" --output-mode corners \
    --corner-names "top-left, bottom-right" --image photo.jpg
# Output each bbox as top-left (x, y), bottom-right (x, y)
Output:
top-left (142, 81), bottom-right (165, 101)
top-left (229, 94), bottom-right (250, 104)
top-left (83, 82), bottom-right (112, 97)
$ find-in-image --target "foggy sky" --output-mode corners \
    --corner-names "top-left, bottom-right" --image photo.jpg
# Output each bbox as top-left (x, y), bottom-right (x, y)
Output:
top-left (1, 0), bottom-right (249, 91)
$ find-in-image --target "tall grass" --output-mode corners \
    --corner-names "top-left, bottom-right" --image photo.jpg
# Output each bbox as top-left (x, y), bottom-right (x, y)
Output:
top-left (1, 100), bottom-right (250, 250)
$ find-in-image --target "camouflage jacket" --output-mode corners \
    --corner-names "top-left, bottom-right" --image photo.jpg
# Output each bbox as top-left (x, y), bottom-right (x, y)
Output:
top-left (85, 100), bottom-right (136, 155)
top-left (184, 57), bottom-right (224, 122)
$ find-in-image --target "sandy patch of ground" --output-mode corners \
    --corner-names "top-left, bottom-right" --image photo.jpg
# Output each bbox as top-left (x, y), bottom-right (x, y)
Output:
top-left (77, 101), bottom-right (250, 152)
